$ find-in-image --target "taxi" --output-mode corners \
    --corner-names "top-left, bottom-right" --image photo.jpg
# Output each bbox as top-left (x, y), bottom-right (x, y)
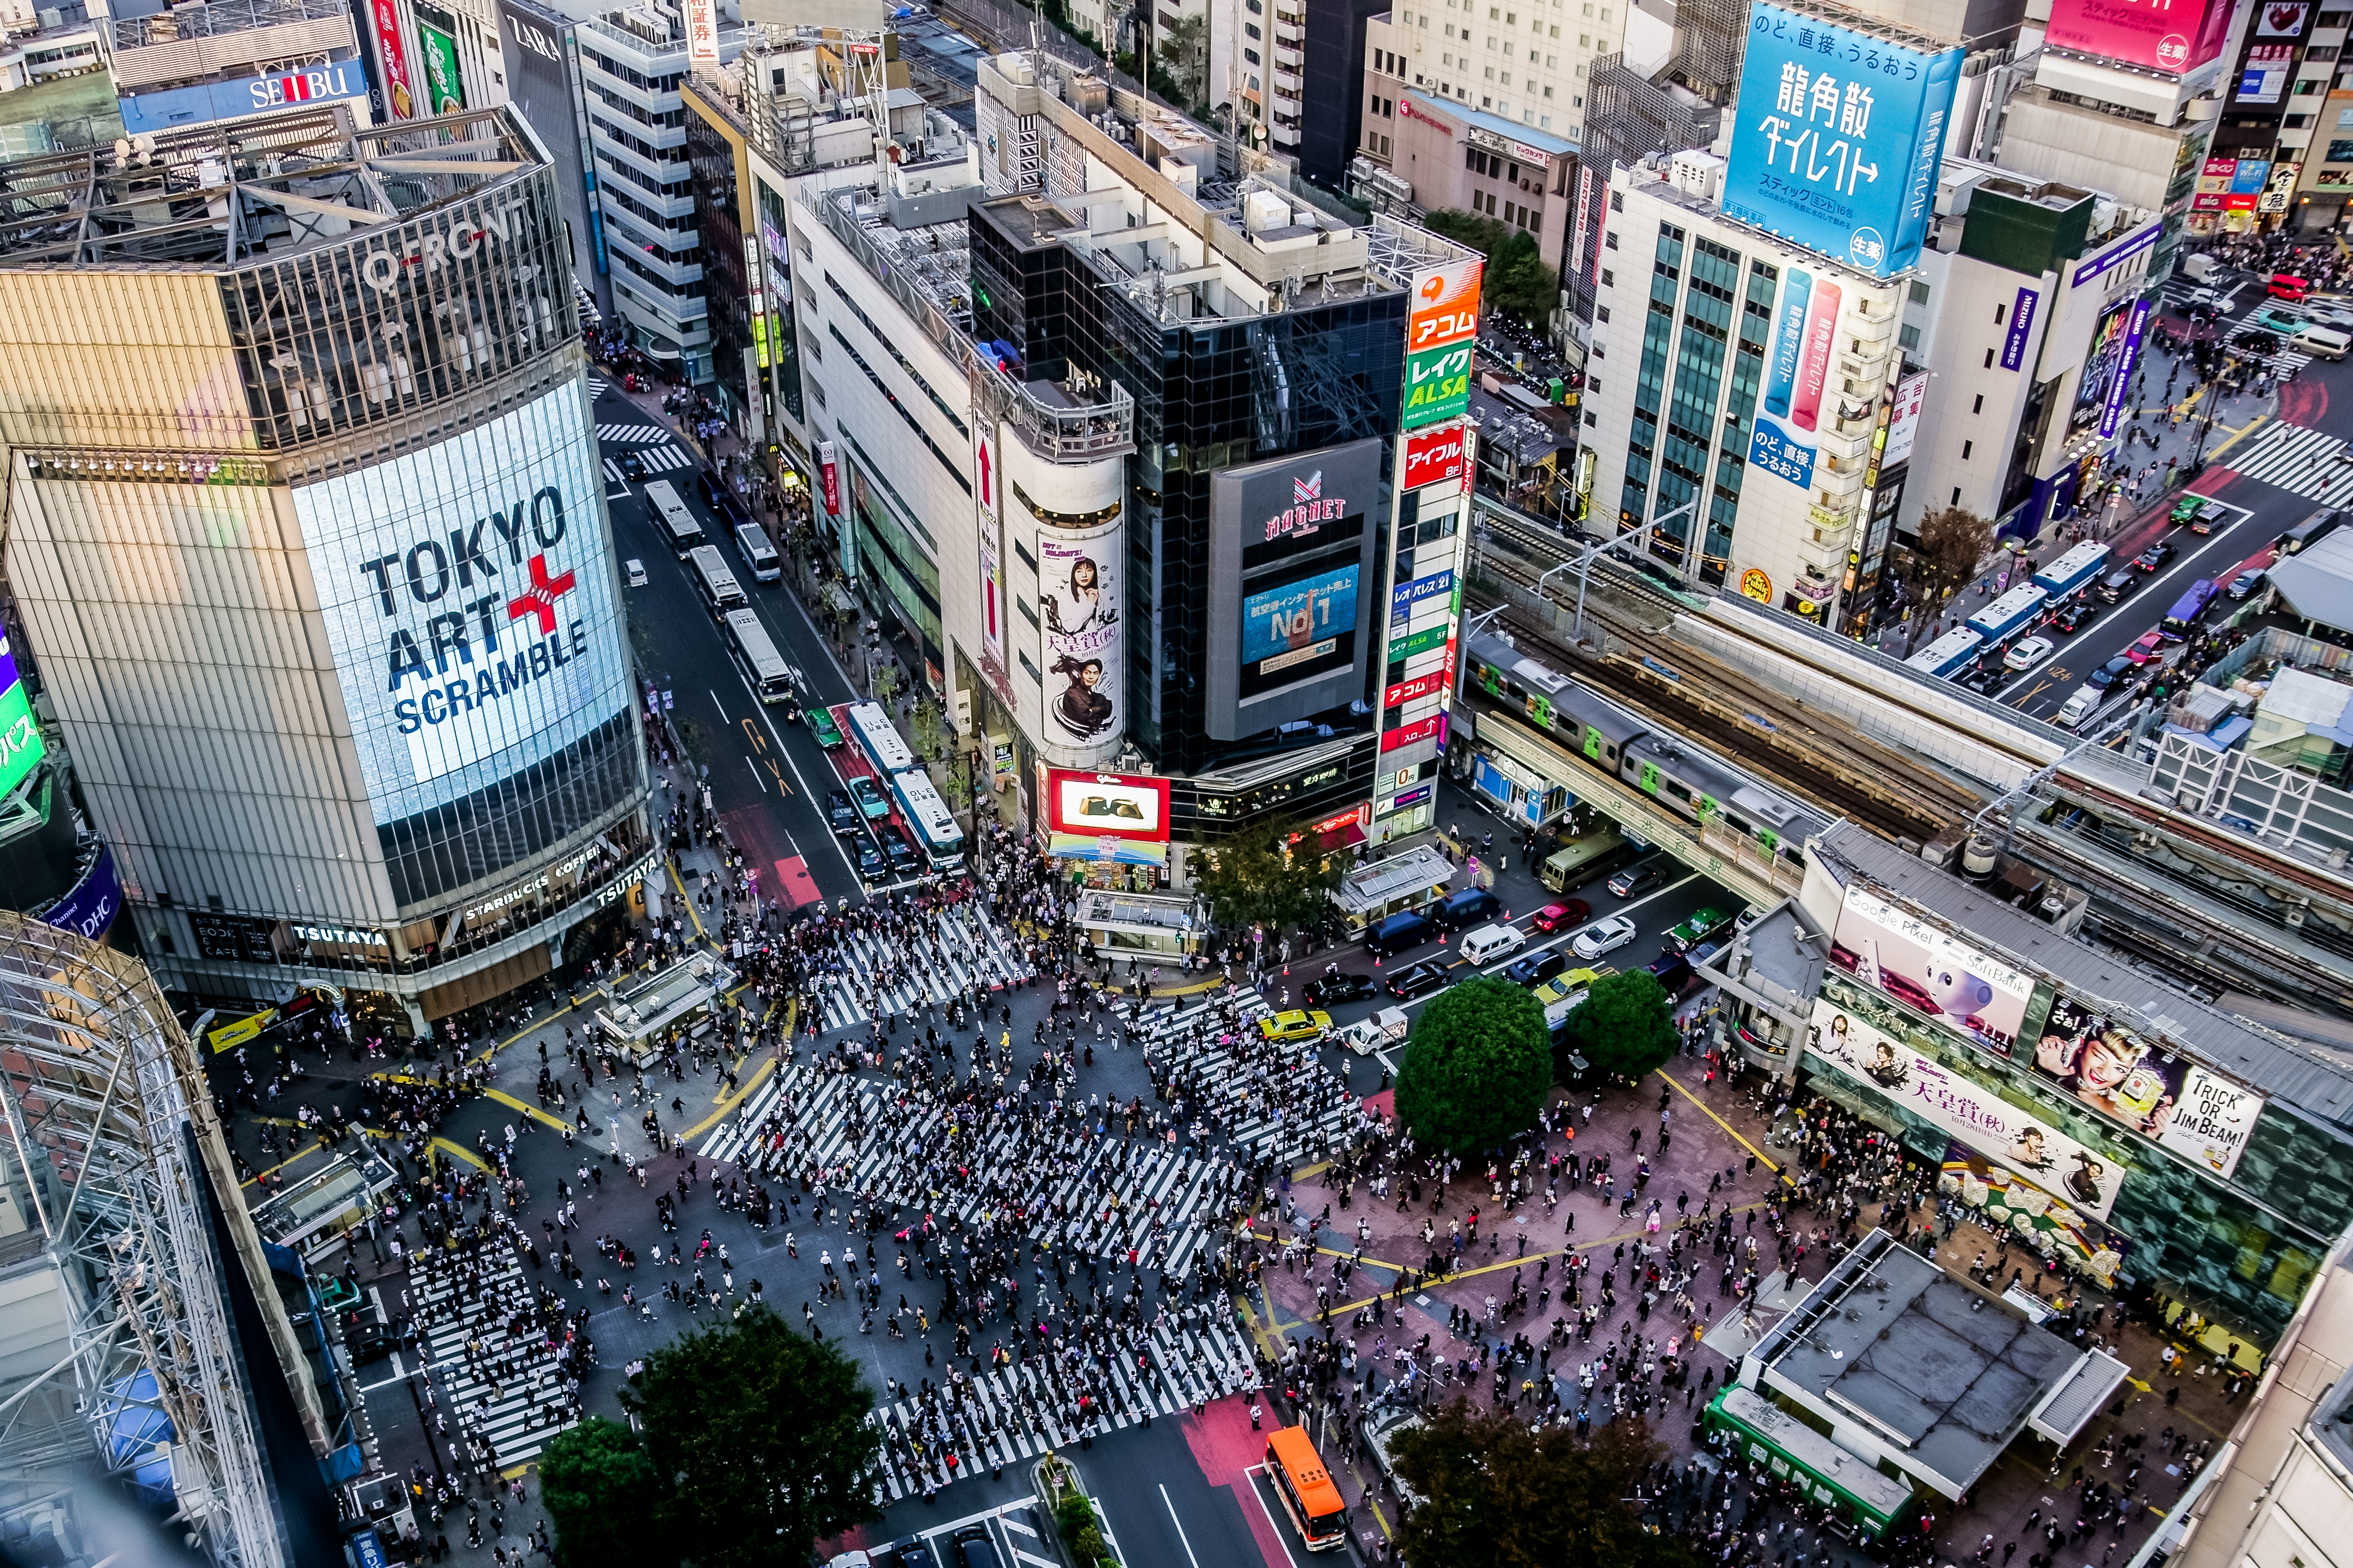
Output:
top-left (1258, 1009), bottom-right (1334, 1044)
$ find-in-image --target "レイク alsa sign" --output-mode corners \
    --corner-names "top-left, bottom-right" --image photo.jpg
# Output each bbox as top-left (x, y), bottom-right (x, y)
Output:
top-left (1720, 2), bottom-right (1964, 279)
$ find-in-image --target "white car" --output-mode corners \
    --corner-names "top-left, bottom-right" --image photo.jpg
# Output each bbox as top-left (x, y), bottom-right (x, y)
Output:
top-left (624, 558), bottom-right (648, 587)
top-left (1571, 914), bottom-right (1638, 960)
top-left (2003, 635), bottom-right (2055, 672)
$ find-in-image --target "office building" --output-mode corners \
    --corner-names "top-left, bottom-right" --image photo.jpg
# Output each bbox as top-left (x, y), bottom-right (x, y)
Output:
top-left (109, 0), bottom-right (371, 137)
top-left (0, 104), bottom-right (653, 1033)
top-left (495, 0), bottom-right (614, 318)
top-left (1350, 59), bottom-right (1579, 273)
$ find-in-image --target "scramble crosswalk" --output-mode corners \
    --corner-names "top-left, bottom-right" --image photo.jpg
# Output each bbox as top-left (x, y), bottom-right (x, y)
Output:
top-left (699, 1061), bottom-right (1239, 1279)
top-left (1123, 989), bottom-right (1361, 1167)
top-left (409, 1248), bottom-right (583, 1470)
top-left (793, 902), bottom-right (1036, 1034)
top-left (595, 420), bottom-right (671, 443)
top-left (2220, 420), bottom-right (2353, 506)
top-left (600, 446), bottom-right (694, 483)
top-left (866, 1315), bottom-right (1260, 1502)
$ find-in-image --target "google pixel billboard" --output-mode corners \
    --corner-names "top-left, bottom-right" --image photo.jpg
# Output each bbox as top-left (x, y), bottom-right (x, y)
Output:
top-left (1720, 2), bottom-right (1964, 280)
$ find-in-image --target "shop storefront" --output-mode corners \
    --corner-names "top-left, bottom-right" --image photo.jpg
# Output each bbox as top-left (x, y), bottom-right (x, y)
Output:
top-left (1463, 702), bottom-right (1578, 830)
top-left (1074, 888), bottom-right (1205, 966)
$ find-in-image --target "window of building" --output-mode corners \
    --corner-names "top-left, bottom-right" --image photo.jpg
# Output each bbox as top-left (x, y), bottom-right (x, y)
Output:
top-left (1971, 393), bottom-right (1983, 414)
top-left (1247, 20), bottom-right (1261, 34)
top-left (1962, 439), bottom-right (1973, 459)
top-left (1600, 267), bottom-right (1614, 287)
top-left (1983, 347), bottom-right (1995, 368)
top-left (1898, 323), bottom-right (1920, 350)
top-left (1610, 188), bottom-right (1622, 210)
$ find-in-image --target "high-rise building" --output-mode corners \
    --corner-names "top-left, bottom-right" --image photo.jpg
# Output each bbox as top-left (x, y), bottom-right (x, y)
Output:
top-left (109, 0), bottom-right (373, 138)
top-left (0, 104), bottom-right (653, 1035)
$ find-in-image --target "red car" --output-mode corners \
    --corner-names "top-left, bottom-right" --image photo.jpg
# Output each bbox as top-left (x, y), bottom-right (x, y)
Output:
top-left (2125, 630), bottom-right (2165, 666)
top-left (1531, 899), bottom-right (1592, 933)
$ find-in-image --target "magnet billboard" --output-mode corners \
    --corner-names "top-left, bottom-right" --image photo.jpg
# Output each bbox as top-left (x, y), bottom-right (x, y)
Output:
top-left (1748, 266), bottom-right (1836, 489)
top-left (2045, 0), bottom-right (2235, 75)
top-left (1720, 3), bottom-right (1964, 279)
top-left (297, 383), bottom-right (632, 829)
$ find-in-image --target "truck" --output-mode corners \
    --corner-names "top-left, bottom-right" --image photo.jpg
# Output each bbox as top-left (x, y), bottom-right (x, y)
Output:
top-left (1335, 1007), bottom-right (1410, 1056)
top-left (2031, 541), bottom-right (2109, 600)
top-left (1540, 824), bottom-right (1628, 891)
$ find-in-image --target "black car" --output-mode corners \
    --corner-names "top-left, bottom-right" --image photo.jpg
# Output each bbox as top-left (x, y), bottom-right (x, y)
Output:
top-left (1307, 972), bottom-right (1380, 1006)
top-left (852, 834), bottom-right (887, 882)
top-left (878, 823), bottom-right (921, 876)
top-left (825, 789), bottom-right (861, 835)
top-left (952, 1525), bottom-right (1007, 1568)
top-left (2050, 599), bottom-right (2095, 634)
top-left (2134, 540), bottom-right (2176, 571)
top-left (1607, 863), bottom-right (1663, 898)
top-left (2087, 655), bottom-right (2133, 690)
top-left (1386, 959), bottom-right (1454, 999)
top-left (342, 1299), bottom-right (399, 1364)
top-left (1645, 950), bottom-right (1694, 993)
top-left (615, 450), bottom-right (648, 481)
top-left (1503, 948), bottom-right (1567, 988)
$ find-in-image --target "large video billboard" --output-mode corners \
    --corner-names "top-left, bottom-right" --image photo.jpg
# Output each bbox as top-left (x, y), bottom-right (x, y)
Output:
top-left (1037, 522), bottom-right (1122, 748)
top-left (1045, 769), bottom-right (1171, 842)
top-left (1829, 883), bottom-right (2038, 1053)
top-left (299, 383), bottom-right (631, 830)
top-left (1243, 566), bottom-right (1362, 678)
top-left (0, 630), bottom-right (48, 803)
top-left (1721, 3), bottom-right (1964, 278)
top-left (2046, 0), bottom-right (2236, 73)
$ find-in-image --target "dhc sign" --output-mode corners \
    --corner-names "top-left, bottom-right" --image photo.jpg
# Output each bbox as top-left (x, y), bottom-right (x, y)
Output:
top-left (119, 62), bottom-right (368, 135)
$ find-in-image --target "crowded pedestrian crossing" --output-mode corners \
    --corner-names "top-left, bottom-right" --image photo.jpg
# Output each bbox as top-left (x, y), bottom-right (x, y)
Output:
top-left (794, 901), bottom-right (1036, 1034)
top-left (2222, 420), bottom-right (2353, 505)
top-left (700, 1061), bottom-right (1240, 1279)
top-left (1125, 990), bottom-right (1362, 1167)
top-left (600, 445), bottom-right (694, 483)
top-left (408, 1246), bottom-right (584, 1471)
top-left (865, 1313), bottom-right (1260, 1502)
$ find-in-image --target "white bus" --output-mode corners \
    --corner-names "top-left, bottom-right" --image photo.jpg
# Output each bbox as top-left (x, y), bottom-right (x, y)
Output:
top-left (844, 699), bottom-right (915, 777)
top-left (645, 478), bottom-right (704, 556)
top-left (722, 608), bottom-right (794, 705)
top-left (888, 767), bottom-right (966, 871)
top-left (688, 545), bottom-right (746, 617)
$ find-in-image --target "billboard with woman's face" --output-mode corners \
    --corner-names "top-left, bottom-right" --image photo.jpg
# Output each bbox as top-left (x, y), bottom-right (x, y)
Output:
top-left (2033, 997), bottom-right (2264, 1178)
top-left (1039, 526), bottom-right (1120, 749)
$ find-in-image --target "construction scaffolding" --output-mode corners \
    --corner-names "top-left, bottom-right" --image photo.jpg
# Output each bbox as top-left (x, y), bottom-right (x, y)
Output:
top-left (0, 913), bottom-right (299, 1568)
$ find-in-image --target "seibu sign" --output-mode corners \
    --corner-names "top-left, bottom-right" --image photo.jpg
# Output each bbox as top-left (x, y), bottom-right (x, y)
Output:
top-left (1401, 423), bottom-right (1467, 490)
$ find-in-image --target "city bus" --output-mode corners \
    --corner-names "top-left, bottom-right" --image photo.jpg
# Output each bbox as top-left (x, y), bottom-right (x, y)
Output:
top-left (721, 608), bottom-right (794, 705)
top-left (888, 767), bottom-right (966, 872)
top-left (1904, 628), bottom-right (1985, 681)
top-left (645, 478), bottom-right (704, 556)
top-left (2159, 579), bottom-right (2219, 642)
top-left (1264, 1426), bottom-right (1348, 1551)
top-left (1965, 583), bottom-right (2049, 648)
top-left (687, 545), bottom-right (746, 618)
top-left (843, 699), bottom-right (914, 778)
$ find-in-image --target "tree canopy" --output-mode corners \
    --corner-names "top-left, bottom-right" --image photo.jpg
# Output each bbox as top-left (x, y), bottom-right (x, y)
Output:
top-left (1188, 815), bottom-right (1346, 939)
top-left (539, 1417), bottom-right (670, 1568)
top-left (1419, 212), bottom-right (1561, 328)
top-left (1390, 1403), bottom-right (1701, 1568)
top-left (614, 1305), bottom-right (882, 1568)
top-left (1911, 505), bottom-right (1993, 601)
top-left (1394, 975), bottom-right (1552, 1154)
top-left (1562, 968), bottom-right (1678, 1083)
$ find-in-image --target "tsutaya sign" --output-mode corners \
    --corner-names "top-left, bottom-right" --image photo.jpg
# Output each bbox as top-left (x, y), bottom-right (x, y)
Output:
top-left (358, 195), bottom-right (534, 294)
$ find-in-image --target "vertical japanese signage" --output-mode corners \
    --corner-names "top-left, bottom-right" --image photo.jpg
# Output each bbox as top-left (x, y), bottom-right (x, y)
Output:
top-left (370, 0), bottom-right (418, 119)
top-left (1749, 266), bottom-right (1835, 489)
top-left (685, 0), bottom-right (719, 72)
top-left (2000, 286), bottom-right (2040, 371)
top-left (818, 440), bottom-right (841, 516)
top-left (415, 3), bottom-right (467, 114)
top-left (2098, 299), bottom-right (2151, 440)
top-left (1720, 2), bottom-right (1965, 278)
top-left (1403, 260), bottom-right (1482, 430)
top-left (973, 425), bottom-right (1007, 681)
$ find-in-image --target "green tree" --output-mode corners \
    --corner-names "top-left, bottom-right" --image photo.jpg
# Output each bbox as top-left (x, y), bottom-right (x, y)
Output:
top-left (540, 1418), bottom-right (671, 1568)
top-left (1394, 976), bottom-right (1551, 1155)
top-left (1156, 13), bottom-right (1209, 106)
top-left (617, 1305), bottom-right (883, 1568)
top-left (1419, 212), bottom-right (1561, 329)
top-left (1189, 815), bottom-right (1346, 940)
top-left (1563, 969), bottom-right (1677, 1083)
top-left (1911, 505), bottom-right (1992, 601)
top-left (1391, 1403), bottom-right (1700, 1568)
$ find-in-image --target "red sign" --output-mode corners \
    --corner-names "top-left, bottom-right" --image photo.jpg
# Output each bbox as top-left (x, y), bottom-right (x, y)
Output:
top-left (818, 440), bottom-right (840, 517)
top-left (1383, 671), bottom-right (1447, 709)
top-left (2045, 0), bottom-right (2233, 75)
top-left (1381, 711), bottom-right (1448, 753)
top-left (1408, 262), bottom-right (1483, 355)
top-left (1402, 424), bottom-right (1467, 491)
top-left (1045, 770), bottom-right (1172, 843)
top-left (1399, 96), bottom-right (1454, 134)
top-left (371, 0), bottom-right (416, 118)
top-left (1306, 805), bottom-right (1364, 837)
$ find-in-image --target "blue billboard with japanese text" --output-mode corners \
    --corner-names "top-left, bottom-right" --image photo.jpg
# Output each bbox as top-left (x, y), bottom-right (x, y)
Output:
top-left (1720, 2), bottom-right (1964, 279)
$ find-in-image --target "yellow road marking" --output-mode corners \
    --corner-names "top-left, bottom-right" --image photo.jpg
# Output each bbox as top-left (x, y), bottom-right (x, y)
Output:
top-left (1659, 1067), bottom-right (1790, 1187)
top-left (432, 1136), bottom-right (487, 1170)
top-left (684, 1054), bottom-right (779, 1141)
top-left (480, 1086), bottom-right (572, 1134)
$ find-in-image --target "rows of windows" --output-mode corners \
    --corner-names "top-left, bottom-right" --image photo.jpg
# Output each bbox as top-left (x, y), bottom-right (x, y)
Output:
top-left (825, 323), bottom-right (970, 495)
top-left (825, 272), bottom-right (968, 439)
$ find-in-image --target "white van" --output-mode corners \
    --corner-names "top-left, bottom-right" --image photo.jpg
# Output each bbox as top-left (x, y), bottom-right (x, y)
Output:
top-left (2056, 685), bottom-right (2102, 729)
top-left (2290, 324), bottom-right (2351, 361)
top-left (734, 521), bottom-right (781, 583)
top-left (1460, 923), bottom-right (1525, 966)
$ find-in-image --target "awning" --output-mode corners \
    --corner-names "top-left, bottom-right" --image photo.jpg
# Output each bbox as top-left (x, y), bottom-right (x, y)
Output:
top-left (2028, 1349), bottom-right (2133, 1446)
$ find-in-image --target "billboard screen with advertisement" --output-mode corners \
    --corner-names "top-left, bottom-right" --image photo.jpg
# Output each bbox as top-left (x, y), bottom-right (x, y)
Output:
top-left (1829, 883), bottom-right (2037, 1053)
top-left (1749, 267), bottom-right (1837, 489)
top-left (415, 3), bottom-right (469, 114)
top-left (2031, 997), bottom-right (2264, 1177)
top-left (1809, 999), bottom-right (2124, 1219)
top-left (1038, 525), bottom-right (1122, 748)
top-left (369, 0), bottom-right (418, 119)
top-left (1880, 370), bottom-right (1929, 468)
top-left (0, 631), bottom-right (48, 803)
top-left (1407, 260), bottom-right (1483, 355)
top-left (297, 382), bottom-right (632, 831)
top-left (1721, 3), bottom-right (1964, 279)
top-left (1243, 566), bottom-right (1361, 676)
top-left (1045, 770), bottom-right (1172, 841)
top-left (2240, 47), bottom-right (2294, 102)
top-left (2045, 0), bottom-right (2235, 74)
top-left (1402, 423), bottom-right (1469, 490)
top-left (1404, 341), bottom-right (1473, 428)
top-left (2069, 299), bottom-right (2136, 433)
top-left (119, 62), bottom-right (370, 134)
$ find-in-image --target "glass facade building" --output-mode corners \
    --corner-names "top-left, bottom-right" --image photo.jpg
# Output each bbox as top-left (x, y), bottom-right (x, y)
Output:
top-left (0, 104), bottom-right (651, 1028)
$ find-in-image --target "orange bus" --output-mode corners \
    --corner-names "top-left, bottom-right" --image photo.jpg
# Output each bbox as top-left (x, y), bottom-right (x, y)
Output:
top-left (1265, 1426), bottom-right (1349, 1551)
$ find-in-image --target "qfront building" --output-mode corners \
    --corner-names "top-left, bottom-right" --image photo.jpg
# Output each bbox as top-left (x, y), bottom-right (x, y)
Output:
top-left (0, 104), bottom-right (653, 1032)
